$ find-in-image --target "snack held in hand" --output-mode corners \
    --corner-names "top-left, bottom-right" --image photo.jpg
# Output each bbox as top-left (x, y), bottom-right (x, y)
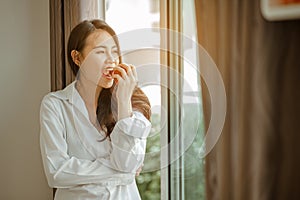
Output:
top-left (113, 63), bottom-right (133, 83)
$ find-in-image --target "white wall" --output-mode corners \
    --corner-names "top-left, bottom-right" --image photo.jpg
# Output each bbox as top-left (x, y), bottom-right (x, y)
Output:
top-left (0, 0), bottom-right (52, 199)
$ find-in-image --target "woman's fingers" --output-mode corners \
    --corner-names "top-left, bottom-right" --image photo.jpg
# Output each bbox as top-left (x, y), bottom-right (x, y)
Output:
top-left (129, 64), bottom-right (138, 80)
top-left (113, 63), bottom-right (138, 115)
top-left (113, 65), bottom-right (127, 79)
top-left (115, 63), bottom-right (138, 83)
top-left (121, 63), bottom-right (137, 83)
top-left (112, 73), bottom-right (123, 82)
top-left (119, 63), bottom-right (130, 71)
top-left (135, 164), bottom-right (144, 176)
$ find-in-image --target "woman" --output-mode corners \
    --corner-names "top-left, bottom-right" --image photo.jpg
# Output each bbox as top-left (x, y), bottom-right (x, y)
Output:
top-left (40, 19), bottom-right (151, 200)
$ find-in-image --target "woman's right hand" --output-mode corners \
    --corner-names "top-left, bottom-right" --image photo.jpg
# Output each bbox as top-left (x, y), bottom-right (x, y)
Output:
top-left (112, 63), bottom-right (138, 120)
top-left (135, 163), bottom-right (144, 176)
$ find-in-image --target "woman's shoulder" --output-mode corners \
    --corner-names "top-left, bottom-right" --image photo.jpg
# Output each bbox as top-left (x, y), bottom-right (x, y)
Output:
top-left (41, 82), bottom-right (75, 106)
top-left (40, 91), bottom-right (64, 111)
top-left (39, 90), bottom-right (70, 124)
top-left (41, 91), bottom-right (60, 104)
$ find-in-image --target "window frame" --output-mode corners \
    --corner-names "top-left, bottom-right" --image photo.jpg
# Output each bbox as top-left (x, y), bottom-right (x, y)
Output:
top-left (101, 0), bottom-right (202, 199)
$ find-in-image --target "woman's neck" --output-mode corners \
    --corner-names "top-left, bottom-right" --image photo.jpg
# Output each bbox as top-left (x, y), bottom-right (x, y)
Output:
top-left (75, 78), bottom-right (102, 114)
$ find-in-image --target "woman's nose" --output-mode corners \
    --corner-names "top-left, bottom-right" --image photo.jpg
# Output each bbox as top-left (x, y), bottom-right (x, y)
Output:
top-left (106, 52), bottom-right (116, 64)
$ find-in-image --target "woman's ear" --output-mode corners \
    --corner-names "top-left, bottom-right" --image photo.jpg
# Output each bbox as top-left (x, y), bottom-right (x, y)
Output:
top-left (71, 50), bottom-right (81, 66)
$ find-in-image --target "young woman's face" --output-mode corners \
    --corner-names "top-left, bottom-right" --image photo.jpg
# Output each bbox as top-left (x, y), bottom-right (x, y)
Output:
top-left (79, 29), bottom-right (120, 88)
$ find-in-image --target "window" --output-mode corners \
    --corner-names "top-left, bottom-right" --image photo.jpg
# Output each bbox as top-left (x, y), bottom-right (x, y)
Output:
top-left (160, 0), bottom-right (205, 199)
top-left (182, 0), bottom-right (206, 198)
top-left (105, 0), bottom-right (161, 199)
top-left (101, 0), bottom-right (205, 199)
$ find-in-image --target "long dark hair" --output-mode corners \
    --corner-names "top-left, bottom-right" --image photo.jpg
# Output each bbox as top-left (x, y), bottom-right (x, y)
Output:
top-left (67, 19), bottom-right (151, 139)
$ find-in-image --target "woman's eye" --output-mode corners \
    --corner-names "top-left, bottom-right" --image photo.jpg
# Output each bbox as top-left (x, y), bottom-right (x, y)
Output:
top-left (96, 50), bottom-right (105, 54)
top-left (112, 50), bottom-right (119, 54)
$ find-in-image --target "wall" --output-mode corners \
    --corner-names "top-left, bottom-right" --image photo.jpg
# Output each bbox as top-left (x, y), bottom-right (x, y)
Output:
top-left (0, 0), bottom-right (52, 199)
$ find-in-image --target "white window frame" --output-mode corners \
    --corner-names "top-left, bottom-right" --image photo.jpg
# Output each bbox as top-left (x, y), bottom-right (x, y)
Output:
top-left (160, 0), bottom-right (185, 199)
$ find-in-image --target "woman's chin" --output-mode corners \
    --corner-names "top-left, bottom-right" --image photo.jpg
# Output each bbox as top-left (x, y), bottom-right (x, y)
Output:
top-left (98, 81), bottom-right (114, 89)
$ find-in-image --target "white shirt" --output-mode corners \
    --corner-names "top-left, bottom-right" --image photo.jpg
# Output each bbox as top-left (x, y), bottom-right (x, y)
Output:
top-left (39, 81), bottom-right (151, 200)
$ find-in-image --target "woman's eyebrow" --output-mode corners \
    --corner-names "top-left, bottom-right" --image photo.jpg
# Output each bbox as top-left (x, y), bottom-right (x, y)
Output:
top-left (93, 45), bottom-right (117, 49)
top-left (93, 45), bottom-right (106, 49)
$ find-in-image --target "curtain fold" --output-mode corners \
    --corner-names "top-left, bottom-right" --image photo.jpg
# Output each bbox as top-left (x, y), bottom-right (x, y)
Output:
top-left (195, 0), bottom-right (300, 200)
top-left (50, 0), bottom-right (99, 91)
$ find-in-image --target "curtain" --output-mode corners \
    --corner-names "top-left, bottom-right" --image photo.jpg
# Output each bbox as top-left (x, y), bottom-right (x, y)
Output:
top-left (50, 0), bottom-right (100, 91)
top-left (195, 0), bottom-right (300, 200)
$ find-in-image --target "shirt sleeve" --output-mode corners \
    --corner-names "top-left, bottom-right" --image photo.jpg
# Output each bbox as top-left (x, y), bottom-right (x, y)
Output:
top-left (39, 95), bottom-right (134, 189)
top-left (107, 111), bottom-right (152, 173)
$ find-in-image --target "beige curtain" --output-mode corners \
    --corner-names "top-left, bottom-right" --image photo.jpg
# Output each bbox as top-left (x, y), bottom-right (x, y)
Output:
top-left (195, 0), bottom-right (300, 200)
top-left (50, 0), bottom-right (100, 91)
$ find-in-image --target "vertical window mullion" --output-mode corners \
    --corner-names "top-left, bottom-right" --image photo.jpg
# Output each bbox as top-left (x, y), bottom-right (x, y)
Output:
top-left (98, 0), bottom-right (106, 20)
top-left (160, 0), bottom-right (170, 199)
top-left (161, 0), bottom-right (184, 199)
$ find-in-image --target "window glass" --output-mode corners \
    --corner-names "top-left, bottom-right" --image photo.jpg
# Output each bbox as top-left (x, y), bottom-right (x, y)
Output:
top-left (105, 1), bottom-right (161, 199)
top-left (182, 0), bottom-right (206, 199)
top-left (104, 0), bottom-right (205, 199)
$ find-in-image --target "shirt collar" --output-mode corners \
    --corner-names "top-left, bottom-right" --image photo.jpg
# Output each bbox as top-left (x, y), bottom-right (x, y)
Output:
top-left (50, 81), bottom-right (89, 118)
top-left (49, 81), bottom-right (75, 101)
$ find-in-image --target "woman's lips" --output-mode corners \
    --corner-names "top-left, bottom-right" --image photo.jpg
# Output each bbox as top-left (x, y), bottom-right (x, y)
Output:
top-left (102, 67), bottom-right (114, 80)
top-left (103, 73), bottom-right (113, 80)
